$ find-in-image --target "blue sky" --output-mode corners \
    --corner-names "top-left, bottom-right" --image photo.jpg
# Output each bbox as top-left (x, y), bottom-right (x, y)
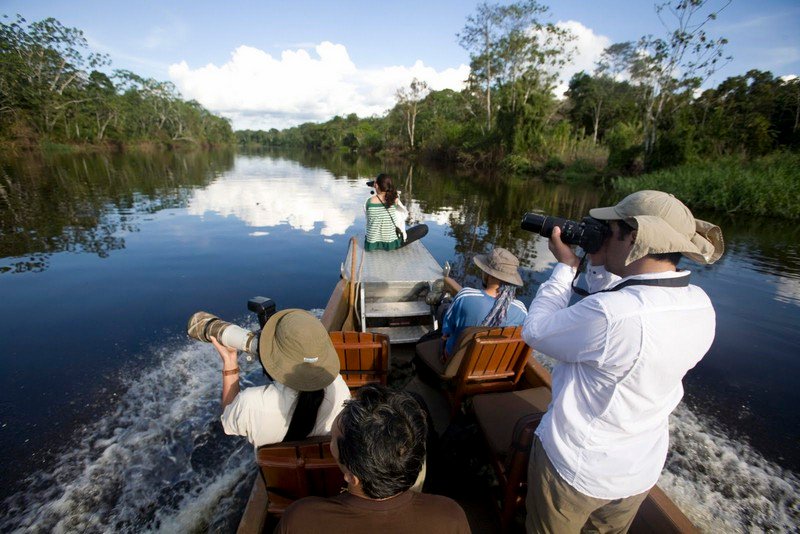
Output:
top-left (4, 0), bottom-right (798, 130)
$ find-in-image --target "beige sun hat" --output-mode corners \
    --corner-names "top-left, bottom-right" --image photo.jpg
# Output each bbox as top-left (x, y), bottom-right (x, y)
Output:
top-left (473, 247), bottom-right (524, 286)
top-left (589, 190), bottom-right (724, 265)
top-left (257, 309), bottom-right (340, 392)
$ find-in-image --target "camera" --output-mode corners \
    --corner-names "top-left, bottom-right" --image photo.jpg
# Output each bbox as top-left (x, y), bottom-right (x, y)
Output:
top-left (521, 213), bottom-right (611, 254)
top-left (187, 297), bottom-right (276, 361)
top-left (365, 180), bottom-right (375, 187)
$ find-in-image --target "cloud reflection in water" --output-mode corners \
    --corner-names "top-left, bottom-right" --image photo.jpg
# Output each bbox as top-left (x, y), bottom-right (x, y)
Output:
top-left (188, 164), bottom-right (366, 237)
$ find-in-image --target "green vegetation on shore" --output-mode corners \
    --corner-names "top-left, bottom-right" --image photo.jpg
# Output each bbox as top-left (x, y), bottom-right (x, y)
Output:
top-left (0, 15), bottom-right (234, 151)
top-left (237, 1), bottom-right (799, 218)
top-left (614, 153), bottom-right (800, 220)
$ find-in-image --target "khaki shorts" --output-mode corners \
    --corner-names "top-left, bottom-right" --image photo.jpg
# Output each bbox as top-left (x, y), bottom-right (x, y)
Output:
top-left (526, 436), bottom-right (649, 534)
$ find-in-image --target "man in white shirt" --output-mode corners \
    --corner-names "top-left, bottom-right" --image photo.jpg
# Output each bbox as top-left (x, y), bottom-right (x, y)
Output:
top-left (521, 190), bottom-right (724, 533)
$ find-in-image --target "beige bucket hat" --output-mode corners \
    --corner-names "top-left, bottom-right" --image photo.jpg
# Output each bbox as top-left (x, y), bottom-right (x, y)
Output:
top-left (473, 247), bottom-right (524, 286)
top-left (589, 190), bottom-right (724, 265)
top-left (257, 309), bottom-right (340, 392)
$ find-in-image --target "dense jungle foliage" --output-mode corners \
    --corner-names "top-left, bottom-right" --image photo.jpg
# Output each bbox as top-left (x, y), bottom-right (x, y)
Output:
top-left (0, 15), bottom-right (234, 149)
top-left (238, 1), bottom-right (799, 180)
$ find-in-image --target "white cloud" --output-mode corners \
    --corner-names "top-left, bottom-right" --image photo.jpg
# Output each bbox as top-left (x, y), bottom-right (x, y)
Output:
top-left (552, 20), bottom-right (612, 97)
top-left (169, 42), bottom-right (469, 130)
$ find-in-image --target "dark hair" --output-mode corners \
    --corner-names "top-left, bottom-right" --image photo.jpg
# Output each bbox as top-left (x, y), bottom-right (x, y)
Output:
top-left (283, 389), bottom-right (325, 441)
top-left (336, 384), bottom-right (427, 499)
top-left (616, 220), bottom-right (682, 266)
top-left (375, 173), bottom-right (398, 206)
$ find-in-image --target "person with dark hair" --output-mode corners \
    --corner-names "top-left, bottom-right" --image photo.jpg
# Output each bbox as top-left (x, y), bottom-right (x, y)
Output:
top-left (277, 384), bottom-right (470, 534)
top-left (521, 191), bottom-right (724, 532)
top-left (364, 173), bottom-right (428, 251)
top-left (210, 309), bottom-right (351, 448)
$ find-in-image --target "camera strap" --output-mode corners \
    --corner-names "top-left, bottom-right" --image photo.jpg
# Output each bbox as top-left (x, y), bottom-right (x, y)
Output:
top-left (376, 195), bottom-right (403, 242)
top-left (570, 254), bottom-right (690, 297)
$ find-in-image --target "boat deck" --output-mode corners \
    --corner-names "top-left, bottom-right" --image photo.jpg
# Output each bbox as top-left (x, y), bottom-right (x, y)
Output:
top-left (343, 240), bottom-right (442, 284)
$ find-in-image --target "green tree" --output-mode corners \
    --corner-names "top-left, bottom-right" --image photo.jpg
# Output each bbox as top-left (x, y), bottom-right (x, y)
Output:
top-left (395, 78), bottom-right (430, 150)
top-left (601, 0), bottom-right (731, 165)
top-left (458, 1), bottom-right (572, 135)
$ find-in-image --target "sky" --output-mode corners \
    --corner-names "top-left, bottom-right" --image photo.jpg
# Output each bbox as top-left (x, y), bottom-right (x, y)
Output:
top-left (4, 0), bottom-right (799, 130)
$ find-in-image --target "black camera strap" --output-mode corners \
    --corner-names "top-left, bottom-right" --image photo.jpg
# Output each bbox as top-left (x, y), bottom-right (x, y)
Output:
top-left (570, 254), bottom-right (690, 297)
top-left (376, 195), bottom-right (404, 242)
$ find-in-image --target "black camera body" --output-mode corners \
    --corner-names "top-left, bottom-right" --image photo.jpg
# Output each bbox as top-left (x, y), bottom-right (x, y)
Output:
top-left (521, 213), bottom-right (611, 254)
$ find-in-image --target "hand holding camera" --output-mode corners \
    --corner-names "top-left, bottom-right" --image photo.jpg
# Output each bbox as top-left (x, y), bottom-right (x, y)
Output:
top-left (549, 227), bottom-right (581, 268)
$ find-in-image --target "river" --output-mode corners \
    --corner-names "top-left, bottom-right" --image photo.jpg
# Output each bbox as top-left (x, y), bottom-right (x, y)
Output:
top-left (0, 149), bottom-right (797, 532)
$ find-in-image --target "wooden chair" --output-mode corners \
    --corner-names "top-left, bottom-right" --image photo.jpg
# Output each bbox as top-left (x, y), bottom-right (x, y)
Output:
top-left (472, 387), bottom-right (552, 531)
top-left (329, 331), bottom-right (390, 390)
top-left (256, 436), bottom-right (345, 519)
top-left (415, 325), bottom-right (532, 416)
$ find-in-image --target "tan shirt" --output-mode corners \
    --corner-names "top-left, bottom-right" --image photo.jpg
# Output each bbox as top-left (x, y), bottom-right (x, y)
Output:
top-left (276, 490), bottom-right (471, 534)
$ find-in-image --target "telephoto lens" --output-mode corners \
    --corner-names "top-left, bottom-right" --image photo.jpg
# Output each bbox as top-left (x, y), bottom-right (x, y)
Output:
top-left (520, 213), bottom-right (610, 253)
top-left (187, 312), bottom-right (259, 360)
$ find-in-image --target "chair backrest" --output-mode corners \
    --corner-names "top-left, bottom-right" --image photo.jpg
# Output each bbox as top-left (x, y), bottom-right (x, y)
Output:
top-left (256, 436), bottom-right (345, 516)
top-left (446, 326), bottom-right (532, 416)
top-left (329, 331), bottom-right (390, 389)
top-left (452, 325), bottom-right (530, 385)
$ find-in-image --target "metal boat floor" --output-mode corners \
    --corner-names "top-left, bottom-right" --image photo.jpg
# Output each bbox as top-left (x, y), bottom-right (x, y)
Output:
top-left (370, 325), bottom-right (433, 344)
top-left (344, 240), bottom-right (442, 284)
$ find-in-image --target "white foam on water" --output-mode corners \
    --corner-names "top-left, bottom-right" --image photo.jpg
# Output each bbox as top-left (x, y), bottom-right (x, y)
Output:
top-left (3, 343), bottom-right (796, 532)
top-left (1, 337), bottom-right (261, 533)
top-left (533, 351), bottom-right (799, 532)
top-left (660, 403), bottom-right (799, 532)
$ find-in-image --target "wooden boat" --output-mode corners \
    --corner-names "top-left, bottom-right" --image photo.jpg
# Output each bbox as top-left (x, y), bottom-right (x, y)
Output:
top-left (236, 239), bottom-right (697, 533)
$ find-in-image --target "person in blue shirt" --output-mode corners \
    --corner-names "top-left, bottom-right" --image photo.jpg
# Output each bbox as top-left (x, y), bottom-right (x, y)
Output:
top-left (441, 247), bottom-right (527, 357)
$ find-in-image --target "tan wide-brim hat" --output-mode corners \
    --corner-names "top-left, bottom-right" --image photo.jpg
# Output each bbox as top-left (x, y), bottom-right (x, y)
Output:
top-left (473, 247), bottom-right (523, 286)
top-left (258, 309), bottom-right (340, 392)
top-left (589, 190), bottom-right (724, 265)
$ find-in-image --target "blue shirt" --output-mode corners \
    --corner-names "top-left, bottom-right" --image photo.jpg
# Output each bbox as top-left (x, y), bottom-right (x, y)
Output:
top-left (442, 288), bottom-right (527, 355)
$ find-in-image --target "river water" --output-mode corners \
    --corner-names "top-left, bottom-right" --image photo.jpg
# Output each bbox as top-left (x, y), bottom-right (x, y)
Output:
top-left (0, 149), bottom-right (797, 532)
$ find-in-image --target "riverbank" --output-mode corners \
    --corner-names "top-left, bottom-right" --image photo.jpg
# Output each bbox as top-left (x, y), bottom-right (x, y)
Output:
top-left (612, 152), bottom-right (800, 220)
top-left (0, 139), bottom-right (235, 156)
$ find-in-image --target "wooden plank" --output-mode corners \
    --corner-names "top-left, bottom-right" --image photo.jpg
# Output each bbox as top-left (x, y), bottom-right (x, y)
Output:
top-left (237, 474), bottom-right (267, 534)
top-left (320, 279), bottom-right (347, 332)
top-left (631, 485), bottom-right (698, 533)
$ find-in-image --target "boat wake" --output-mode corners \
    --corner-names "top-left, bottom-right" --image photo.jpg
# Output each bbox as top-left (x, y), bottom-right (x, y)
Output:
top-left (662, 403), bottom-right (799, 532)
top-left (0, 334), bottom-right (262, 533)
top-left (1, 344), bottom-right (797, 532)
top-left (533, 352), bottom-right (799, 532)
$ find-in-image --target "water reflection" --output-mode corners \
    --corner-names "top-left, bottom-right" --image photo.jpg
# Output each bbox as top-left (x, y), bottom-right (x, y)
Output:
top-left (187, 157), bottom-right (366, 236)
top-left (0, 148), bottom-right (798, 530)
top-left (0, 150), bottom-right (234, 273)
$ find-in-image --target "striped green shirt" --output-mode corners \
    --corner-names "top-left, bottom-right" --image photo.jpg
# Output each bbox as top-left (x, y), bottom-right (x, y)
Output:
top-left (365, 200), bottom-right (402, 251)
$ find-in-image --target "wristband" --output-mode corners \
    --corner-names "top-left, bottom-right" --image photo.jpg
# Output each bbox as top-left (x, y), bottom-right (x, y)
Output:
top-left (223, 367), bottom-right (240, 376)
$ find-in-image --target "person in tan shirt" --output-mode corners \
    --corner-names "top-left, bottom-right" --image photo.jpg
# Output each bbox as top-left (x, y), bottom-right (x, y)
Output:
top-left (277, 384), bottom-right (470, 534)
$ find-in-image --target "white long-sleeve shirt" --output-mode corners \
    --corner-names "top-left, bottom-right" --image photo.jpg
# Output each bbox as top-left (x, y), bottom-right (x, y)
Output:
top-left (522, 262), bottom-right (715, 499)
top-left (221, 375), bottom-right (351, 449)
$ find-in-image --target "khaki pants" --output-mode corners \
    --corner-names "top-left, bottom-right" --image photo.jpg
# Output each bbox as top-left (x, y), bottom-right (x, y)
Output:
top-left (526, 437), bottom-right (649, 534)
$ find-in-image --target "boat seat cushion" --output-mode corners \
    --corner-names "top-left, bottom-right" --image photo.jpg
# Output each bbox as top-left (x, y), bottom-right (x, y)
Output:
top-left (415, 326), bottom-right (491, 379)
top-left (416, 338), bottom-right (447, 376)
top-left (473, 387), bottom-right (552, 456)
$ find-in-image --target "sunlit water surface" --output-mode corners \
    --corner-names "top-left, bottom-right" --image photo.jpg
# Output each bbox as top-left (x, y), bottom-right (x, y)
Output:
top-left (0, 150), bottom-right (797, 532)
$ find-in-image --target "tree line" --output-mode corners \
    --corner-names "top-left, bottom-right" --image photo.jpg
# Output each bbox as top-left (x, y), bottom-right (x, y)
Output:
top-left (239, 0), bottom-right (799, 176)
top-left (0, 15), bottom-right (234, 149)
